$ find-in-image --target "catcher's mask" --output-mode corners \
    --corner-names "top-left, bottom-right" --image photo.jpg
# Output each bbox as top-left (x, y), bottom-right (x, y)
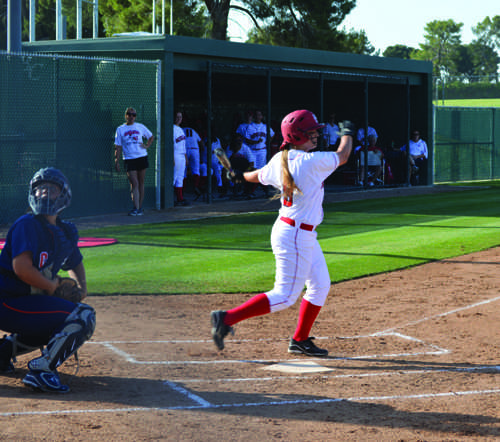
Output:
top-left (280, 109), bottom-right (325, 149)
top-left (28, 167), bottom-right (72, 215)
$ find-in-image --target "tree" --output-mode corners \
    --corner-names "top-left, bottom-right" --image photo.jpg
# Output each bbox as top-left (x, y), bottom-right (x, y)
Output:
top-left (473, 15), bottom-right (500, 52)
top-left (100, 0), bottom-right (207, 37)
top-left (412, 19), bottom-right (463, 76)
top-left (383, 44), bottom-right (416, 59)
top-left (204, 0), bottom-right (230, 40)
top-left (467, 41), bottom-right (499, 80)
top-left (204, 0), bottom-right (269, 41)
top-left (450, 44), bottom-right (475, 80)
top-left (242, 0), bottom-right (374, 54)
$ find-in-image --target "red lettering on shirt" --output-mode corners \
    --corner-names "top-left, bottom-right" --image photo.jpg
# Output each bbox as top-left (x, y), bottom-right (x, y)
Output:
top-left (39, 252), bottom-right (48, 268)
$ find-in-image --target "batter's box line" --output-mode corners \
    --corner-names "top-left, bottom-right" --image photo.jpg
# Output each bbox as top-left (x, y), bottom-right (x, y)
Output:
top-left (89, 332), bottom-right (449, 365)
top-left (4, 388), bottom-right (500, 417)
top-left (377, 294), bottom-right (500, 335)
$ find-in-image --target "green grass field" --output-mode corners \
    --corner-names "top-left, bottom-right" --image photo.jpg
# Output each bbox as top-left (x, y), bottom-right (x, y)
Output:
top-left (76, 182), bottom-right (500, 296)
top-left (434, 98), bottom-right (500, 107)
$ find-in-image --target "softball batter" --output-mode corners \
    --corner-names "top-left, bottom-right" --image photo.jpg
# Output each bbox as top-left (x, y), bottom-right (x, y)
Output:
top-left (211, 110), bottom-right (354, 356)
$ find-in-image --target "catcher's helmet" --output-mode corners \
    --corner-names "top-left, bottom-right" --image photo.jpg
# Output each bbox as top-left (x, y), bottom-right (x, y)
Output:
top-left (28, 167), bottom-right (72, 215)
top-left (280, 110), bottom-right (325, 149)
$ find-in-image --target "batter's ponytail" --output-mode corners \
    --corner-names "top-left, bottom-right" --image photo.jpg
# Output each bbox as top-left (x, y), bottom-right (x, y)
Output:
top-left (279, 145), bottom-right (301, 202)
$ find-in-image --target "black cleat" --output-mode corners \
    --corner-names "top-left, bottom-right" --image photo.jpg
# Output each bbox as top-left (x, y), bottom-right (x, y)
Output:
top-left (210, 310), bottom-right (234, 350)
top-left (288, 337), bottom-right (328, 357)
top-left (0, 336), bottom-right (14, 374)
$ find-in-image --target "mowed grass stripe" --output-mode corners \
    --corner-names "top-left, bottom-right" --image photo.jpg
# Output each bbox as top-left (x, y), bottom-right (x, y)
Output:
top-left (79, 183), bottom-right (500, 295)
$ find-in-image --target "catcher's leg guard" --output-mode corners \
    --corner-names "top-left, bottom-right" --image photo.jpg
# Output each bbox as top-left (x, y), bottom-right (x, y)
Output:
top-left (28, 303), bottom-right (96, 372)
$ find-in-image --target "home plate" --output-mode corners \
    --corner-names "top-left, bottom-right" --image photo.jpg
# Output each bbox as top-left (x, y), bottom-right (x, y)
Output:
top-left (262, 360), bottom-right (333, 374)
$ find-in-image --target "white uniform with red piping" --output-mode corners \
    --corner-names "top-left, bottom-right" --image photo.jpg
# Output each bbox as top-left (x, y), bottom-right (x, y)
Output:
top-left (257, 149), bottom-right (340, 312)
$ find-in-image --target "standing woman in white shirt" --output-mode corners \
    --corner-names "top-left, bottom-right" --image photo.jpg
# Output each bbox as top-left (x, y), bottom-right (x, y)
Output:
top-left (211, 110), bottom-right (354, 357)
top-left (114, 107), bottom-right (154, 215)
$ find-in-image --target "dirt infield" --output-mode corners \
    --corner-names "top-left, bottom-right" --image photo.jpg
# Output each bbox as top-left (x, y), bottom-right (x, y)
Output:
top-left (1, 244), bottom-right (500, 441)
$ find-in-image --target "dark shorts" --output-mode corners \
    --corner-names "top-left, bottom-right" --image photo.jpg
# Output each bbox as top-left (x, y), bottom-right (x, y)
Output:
top-left (124, 156), bottom-right (149, 172)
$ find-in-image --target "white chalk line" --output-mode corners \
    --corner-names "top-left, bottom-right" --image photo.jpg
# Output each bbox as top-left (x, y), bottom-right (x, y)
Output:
top-left (90, 331), bottom-right (449, 365)
top-left (8, 294), bottom-right (489, 417)
top-left (174, 366), bottom-right (500, 384)
top-left (162, 381), bottom-right (212, 408)
top-left (377, 294), bottom-right (500, 335)
top-left (3, 387), bottom-right (500, 416)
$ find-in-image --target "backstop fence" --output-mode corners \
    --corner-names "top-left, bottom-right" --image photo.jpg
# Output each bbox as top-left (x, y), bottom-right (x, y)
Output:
top-left (0, 51), bottom-right (160, 225)
top-left (434, 106), bottom-right (500, 183)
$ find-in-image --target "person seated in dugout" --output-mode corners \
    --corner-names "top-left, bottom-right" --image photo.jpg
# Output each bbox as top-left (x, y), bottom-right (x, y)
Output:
top-left (400, 130), bottom-right (428, 185)
top-left (358, 134), bottom-right (384, 186)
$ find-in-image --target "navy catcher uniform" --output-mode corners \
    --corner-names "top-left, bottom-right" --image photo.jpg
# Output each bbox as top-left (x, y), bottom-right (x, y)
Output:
top-left (0, 168), bottom-right (95, 392)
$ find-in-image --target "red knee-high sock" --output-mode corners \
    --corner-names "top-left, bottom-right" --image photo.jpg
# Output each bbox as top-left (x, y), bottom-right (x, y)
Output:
top-left (193, 174), bottom-right (200, 188)
top-left (199, 176), bottom-right (207, 190)
top-left (293, 299), bottom-right (322, 342)
top-left (174, 187), bottom-right (183, 201)
top-left (224, 293), bottom-right (270, 326)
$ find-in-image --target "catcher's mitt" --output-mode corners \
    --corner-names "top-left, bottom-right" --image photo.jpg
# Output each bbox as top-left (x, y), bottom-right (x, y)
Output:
top-left (53, 277), bottom-right (84, 303)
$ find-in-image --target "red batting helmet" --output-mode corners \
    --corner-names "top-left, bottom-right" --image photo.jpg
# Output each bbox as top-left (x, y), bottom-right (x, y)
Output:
top-left (280, 110), bottom-right (325, 149)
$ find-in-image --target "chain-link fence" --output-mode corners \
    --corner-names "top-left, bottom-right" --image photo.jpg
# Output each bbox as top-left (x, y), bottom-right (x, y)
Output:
top-left (0, 51), bottom-right (160, 225)
top-left (434, 106), bottom-right (500, 182)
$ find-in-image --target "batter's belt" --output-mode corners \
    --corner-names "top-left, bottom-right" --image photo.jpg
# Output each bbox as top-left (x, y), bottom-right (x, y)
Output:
top-left (280, 216), bottom-right (315, 231)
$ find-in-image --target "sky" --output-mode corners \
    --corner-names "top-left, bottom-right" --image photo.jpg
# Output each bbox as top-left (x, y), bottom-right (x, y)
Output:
top-left (228, 0), bottom-right (499, 52)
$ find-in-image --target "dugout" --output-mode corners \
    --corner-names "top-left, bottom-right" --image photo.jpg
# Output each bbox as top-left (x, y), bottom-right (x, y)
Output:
top-left (24, 34), bottom-right (433, 209)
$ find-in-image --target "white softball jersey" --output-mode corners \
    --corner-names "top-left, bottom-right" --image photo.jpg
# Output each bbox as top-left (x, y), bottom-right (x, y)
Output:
top-left (173, 125), bottom-right (186, 154)
top-left (183, 127), bottom-right (201, 150)
top-left (356, 126), bottom-right (378, 144)
top-left (245, 122), bottom-right (275, 151)
top-left (259, 150), bottom-right (340, 227)
top-left (324, 123), bottom-right (339, 146)
top-left (114, 122), bottom-right (153, 160)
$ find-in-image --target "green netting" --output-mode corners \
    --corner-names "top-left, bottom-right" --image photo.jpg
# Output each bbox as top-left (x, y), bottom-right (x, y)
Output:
top-left (434, 107), bottom-right (500, 183)
top-left (0, 52), bottom-right (160, 225)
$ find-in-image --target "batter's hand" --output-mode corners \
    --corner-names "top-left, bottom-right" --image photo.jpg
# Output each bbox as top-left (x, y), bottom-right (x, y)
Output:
top-left (338, 120), bottom-right (356, 138)
top-left (227, 169), bottom-right (244, 183)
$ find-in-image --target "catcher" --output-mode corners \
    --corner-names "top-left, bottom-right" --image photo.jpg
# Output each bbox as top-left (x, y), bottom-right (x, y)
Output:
top-left (0, 167), bottom-right (95, 393)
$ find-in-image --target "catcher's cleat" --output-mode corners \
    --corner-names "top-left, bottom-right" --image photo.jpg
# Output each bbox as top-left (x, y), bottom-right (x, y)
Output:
top-left (288, 337), bottom-right (328, 357)
top-left (0, 336), bottom-right (14, 373)
top-left (211, 310), bottom-right (234, 350)
top-left (0, 336), bottom-right (14, 374)
top-left (22, 370), bottom-right (70, 393)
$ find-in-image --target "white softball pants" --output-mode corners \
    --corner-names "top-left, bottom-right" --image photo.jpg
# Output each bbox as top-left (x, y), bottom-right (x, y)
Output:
top-left (252, 149), bottom-right (268, 169)
top-left (265, 218), bottom-right (331, 312)
top-left (186, 149), bottom-right (200, 176)
top-left (173, 152), bottom-right (186, 187)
